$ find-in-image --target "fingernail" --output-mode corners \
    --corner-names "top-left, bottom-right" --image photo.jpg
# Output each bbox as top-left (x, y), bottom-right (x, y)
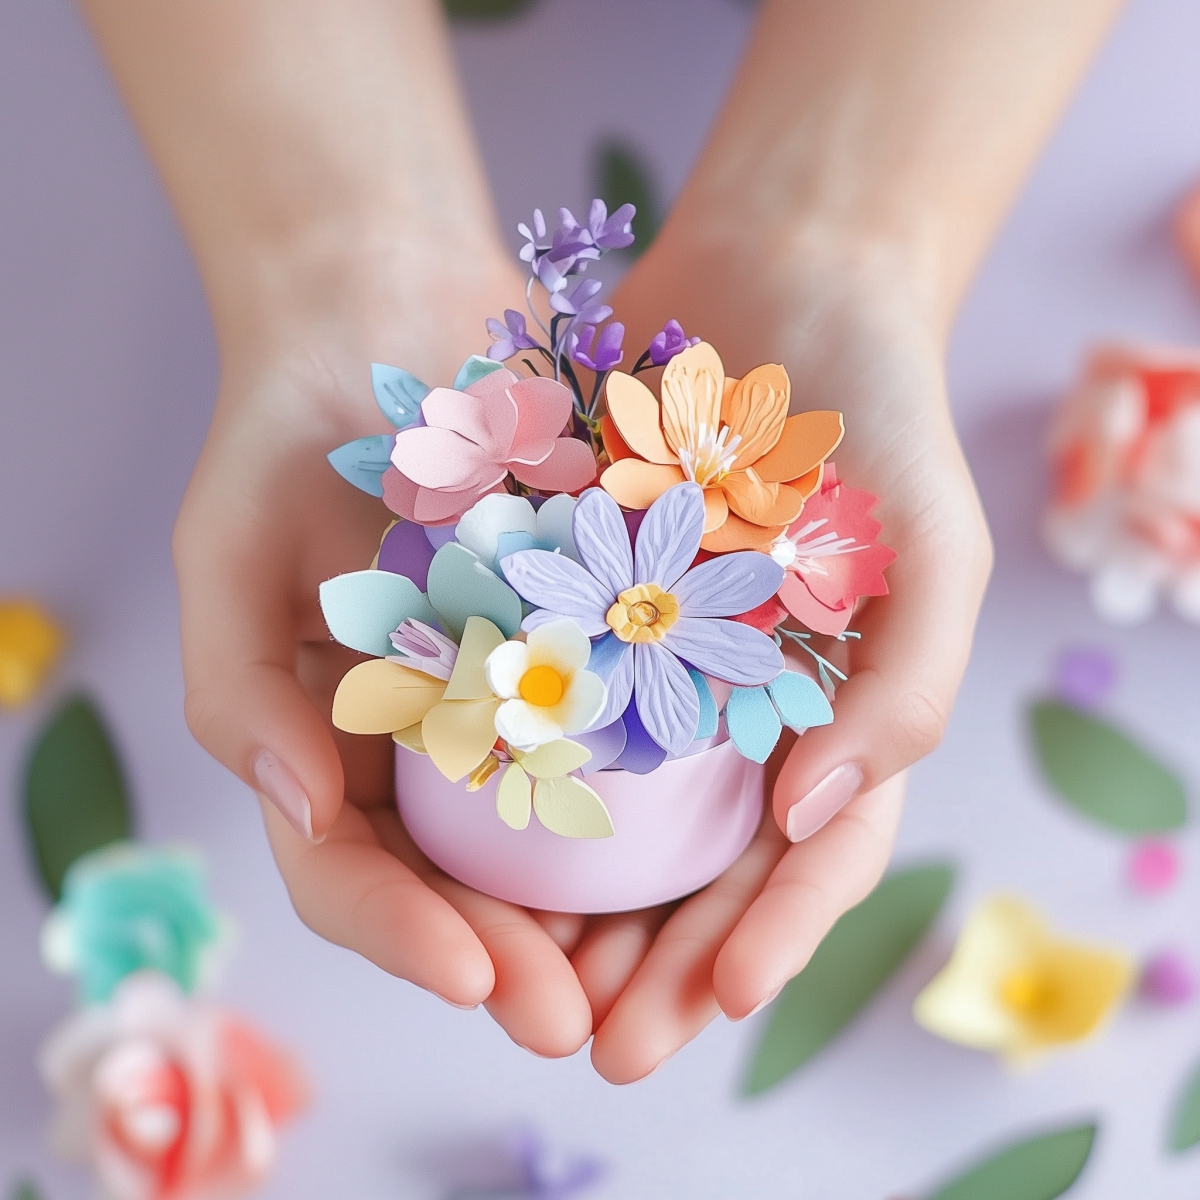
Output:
top-left (736, 984), bottom-right (784, 1021)
top-left (785, 762), bottom-right (864, 843)
top-left (514, 1041), bottom-right (553, 1059)
top-left (436, 994), bottom-right (480, 1011)
top-left (252, 750), bottom-right (315, 841)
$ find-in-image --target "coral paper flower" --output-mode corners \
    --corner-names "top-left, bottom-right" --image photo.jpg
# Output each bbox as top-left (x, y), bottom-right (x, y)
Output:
top-left (485, 619), bottom-right (606, 752)
top-left (40, 971), bottom-right (306, 1200)
top-left (384, 367), bottom-right (597, 525)
top-left (913, 896), bottom-right (1135, 1065)
top-left (769, 465), bottom-right (896, 636)
top-left (600, 342), bottom-right (844, 551)
top-left (502, 482), bottom-right (785, 755)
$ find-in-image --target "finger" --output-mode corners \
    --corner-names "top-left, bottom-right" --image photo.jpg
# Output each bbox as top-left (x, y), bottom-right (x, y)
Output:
top-left (530, 910), bottom-right (588, 956)
top-left (571, 906), bottom-right (675, 1030)
top-left (263, 798), bottom-right (495, 1006)
top-left (715, 773), bottom-right (905, 1019)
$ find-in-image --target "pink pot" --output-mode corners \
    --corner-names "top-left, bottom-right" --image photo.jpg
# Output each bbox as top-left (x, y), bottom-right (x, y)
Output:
top-left (395, 738), bottom-right (765, 914)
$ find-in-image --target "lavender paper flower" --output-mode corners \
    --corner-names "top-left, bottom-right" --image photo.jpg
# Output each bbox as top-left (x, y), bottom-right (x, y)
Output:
top-left (562, 199), bottom-right (636, 252)
top-left (568, 323), bottom-right (624, 372)
top-left (486, 310), bottom-right (541, 362)
top-left (647, 318), bottom-right (701, 367)
top-left (502, 483), bottom-right (784, 754)
top-left (549, 277), bottom-right (611, 325)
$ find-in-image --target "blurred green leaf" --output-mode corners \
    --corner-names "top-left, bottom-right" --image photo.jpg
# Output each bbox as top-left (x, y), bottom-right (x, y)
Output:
top-left (928, 1122), bottom-right (1096, 1200)
top-left (741, 861), bottom-right (954, 1096)
top-left (595, 140), bottom-right (661, 258)
top-left (23, 694), bottom-right (132, 899)
top-left (1029, 699), bottom-right (1186, 834)
top-left (443, 0), bottom-right (539, 20)
top-left (10, 1180), bottom-right (42, 1200)
top-left (1169, 1059), bottom-right (1200, 1152)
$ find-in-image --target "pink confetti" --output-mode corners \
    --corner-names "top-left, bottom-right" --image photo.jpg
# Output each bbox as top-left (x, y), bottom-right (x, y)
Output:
top-left (1141, 950), bottom-right (1196, 1006)
top-left (1128, 840), bottom-right (1180, 893)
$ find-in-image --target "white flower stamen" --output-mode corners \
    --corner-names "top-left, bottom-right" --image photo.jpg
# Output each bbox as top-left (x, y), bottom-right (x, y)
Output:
top-left (677, 422), bottom-right (742, 487)
top-left (770, 518), bottom-right (868, 577)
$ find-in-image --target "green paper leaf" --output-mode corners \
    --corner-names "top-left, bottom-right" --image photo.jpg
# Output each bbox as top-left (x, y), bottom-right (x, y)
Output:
top-left (1168, 1059), bottom-right (1200, 1152)
top-left (595, 140), bottom-right (661, 258)
top-left (533, 775), bottom-right (614, 839)
top-left (742, 861), bottom-right (954, 1096)
top-left (10, 1182), bottom-right (42, 1200)
top-left (453, 355), bottom-right (506, 392)
top-left (1029, 699), bottom-right (1187, 834)
top-left (427, 543), bottom-right (523, 641)
top-left (443, 0), bottom-right (539, 20)
top-left (928, 1122), bottom-right (1097, 1200)
top-left (23, 695), bottom-right (133, 900)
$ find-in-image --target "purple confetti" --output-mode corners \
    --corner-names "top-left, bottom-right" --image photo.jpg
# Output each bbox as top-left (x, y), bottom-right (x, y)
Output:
top-left (1141, 950), bottom-right (1196, 1006)
top-left (1053, 645), bottom-right (1117, 709)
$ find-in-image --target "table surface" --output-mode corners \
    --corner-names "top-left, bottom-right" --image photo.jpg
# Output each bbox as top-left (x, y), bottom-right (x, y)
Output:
top-left (3, 1), bottom-right (1200, 1196)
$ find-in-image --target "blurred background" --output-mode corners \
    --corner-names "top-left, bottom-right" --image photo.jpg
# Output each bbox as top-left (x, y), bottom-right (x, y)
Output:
top-left (3, 0), bottom-right (1200, 1195)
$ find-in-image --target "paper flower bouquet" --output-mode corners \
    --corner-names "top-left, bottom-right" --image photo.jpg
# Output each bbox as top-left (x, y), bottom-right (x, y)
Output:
top-left (322, 201), bottom-right (894, 912)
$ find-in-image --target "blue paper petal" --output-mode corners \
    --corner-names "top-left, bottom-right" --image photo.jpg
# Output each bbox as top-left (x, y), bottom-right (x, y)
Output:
top-left (371, 363), bottom-right (428, 428)
top-left (453, 354), bottom-right (506, 392)
top-left (687, 667), bottom-right (719, 739)
top-left (587, 630), bottom-right (628, 679)
top-left (494, 530), bottom-right (537, 575)
top-left (376, 520), bottom-right (436, 591)
top-left (575, 719), bottom-right (627, 775)
top-left (614, 701), bottom-right (668, 775)
top-left (326, 434), bottom-right (395, 498)
top-left (767, 671), bottom-right (834, 731)
top-left (426, 543), bottom-right (523, 641)
top-left (726, 685), bottom-right (783, 764)
top-left (319, 570), bottom-right (437, 657)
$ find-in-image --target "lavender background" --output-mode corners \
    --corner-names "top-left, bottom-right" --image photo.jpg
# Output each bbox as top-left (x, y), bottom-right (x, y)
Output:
top-left (3, 0), bottom-right (1200, 1195)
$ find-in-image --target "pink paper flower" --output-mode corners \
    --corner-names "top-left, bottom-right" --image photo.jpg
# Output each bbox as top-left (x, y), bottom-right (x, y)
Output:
top-left (40, 972), bottom-right (307, 1200)
top-left (383, 368), bottom-right (597, 525)
top-left (768, 465), bottom-right (896, 636)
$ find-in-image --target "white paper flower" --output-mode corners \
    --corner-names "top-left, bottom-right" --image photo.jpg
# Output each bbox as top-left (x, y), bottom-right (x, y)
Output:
top-left (455, 493), bottom-right (579, 574)
top-left (484, 619), bottom-right (606, 751)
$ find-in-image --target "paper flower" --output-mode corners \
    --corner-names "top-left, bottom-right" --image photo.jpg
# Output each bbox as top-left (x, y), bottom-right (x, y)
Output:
top-left (40, 843), bottom-right (225, 1005)
top-left (486, 309), bottom-right (541, 361)
top-left (494, 739), bottom-right (614, 839)
top-left (502, 482), bottom-right (785, 754)
top-left (0, 598), bottom-right (64, 709)
top-left (1044, 344), bottom-right (1200, 623)
top-left (647, 318), bottom-right (700, 367)
top-left (454, 492), bottom-right (579, 574)
top-left (768, 465), bottom-right (896, 636)
top-left (567, 321), bottom-right (625, 373)
top-left (599, 342), bottom-right (844, 551)
top-left (386, 619), bottom-right (458, 681)
top-left (913, 896), bottom-right (1134, 1064)
top-left (40, 971), bottom-right (306, 1200)
top-left (384, 367), bottom-right (597, 525)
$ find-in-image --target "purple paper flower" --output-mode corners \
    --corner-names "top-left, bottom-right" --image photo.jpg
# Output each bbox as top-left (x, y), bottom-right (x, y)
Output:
top-left (647, 318), bottom-right (701, 367)
top-left (517, 209), bottom-right (548, 264)
top-left (568, 322), bottom-right (625, 372)
top-left (563, 199), bottom-right (636, 252)
top-left (387, 618), bottom-right (458, 681)
top-left (486, 310), bottom-right (541, 362)
top-left (502, 483), bottom-right (785, 754)
top-left (549, 277), bottom-right (611, 325)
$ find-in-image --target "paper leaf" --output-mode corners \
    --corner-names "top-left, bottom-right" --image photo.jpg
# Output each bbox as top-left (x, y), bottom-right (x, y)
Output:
top-left (928, 1121), bottom-right (1097, 1200)
top-left (444, 0), bottom-right (539, 18)
top-left (422, 697), bottom-right (499, 782)
top-left (1029, 700), bottom-right (1187, 834)
top-left (687, 667), bottom-right (719, 739)
top-left (496, 764), bottom-right (532, 830)
top-left (533, 775), bottom-right (614, 839)
top-left (392, 723), bottom-right (428, 754)
top-left (595, 140), bottom-right (660, 256)
top-left (326, 434), bottom-right (396, 498)
top-left (768, 671), bottom-right (833, 731)
top-left (9, 1182), bottom-right (42, 1200)
top-left (444, 616), bottom-right (506, 701)
top-left (515, 739), bottom-right (592, 780)
top-left (23, 695), bottom-right (133, 900)
top-left (726, 685), bottom-right (782, 764)
top-left (742, 861), bottom-right (954, 1096)
top-left (1169, 1059), bottom-right (1200, 1152)
top-left (332, 659), bottom-right (445, 734)
top-left (453, 354), bottom-right (507, 391)
top-left (371, 363), bottom-right (428, 427)
top-left (427, 543), bottom-right (522, 641)
top-left (320, 570), bottom-right (437, 658)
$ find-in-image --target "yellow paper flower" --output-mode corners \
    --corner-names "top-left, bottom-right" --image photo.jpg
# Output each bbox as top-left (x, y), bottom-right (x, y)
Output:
top-left (0, 599), bottom-right (64, 709)
top-left (913, 895), bottom-right (1134, 1065)
top-left (494, 739), bottom-right (613, 839)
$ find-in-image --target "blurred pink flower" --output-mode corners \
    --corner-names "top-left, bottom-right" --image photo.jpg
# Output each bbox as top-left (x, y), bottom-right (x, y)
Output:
top-left (40, 972), bottom-right (307, 1200)
top-left (383, 368), bottom-right (597, 525)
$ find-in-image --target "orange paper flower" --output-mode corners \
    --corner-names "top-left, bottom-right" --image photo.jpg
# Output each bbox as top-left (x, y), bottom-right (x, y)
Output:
top-left (599, 342), bottom-right (844, 551)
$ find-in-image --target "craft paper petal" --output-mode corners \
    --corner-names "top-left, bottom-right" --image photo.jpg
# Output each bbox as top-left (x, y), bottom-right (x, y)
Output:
top-left (495, 698), bottom-right (563, 751)
top-left (508, 376), bottom-right (574, 449)
top-left (444, 616), bottom-right (506, 700)
top-left (455, 495), bottom-right (537, 571)
top-left (604, 371), bottom-right (676, 464)
top-left (755, 411), bottom-right (845, 482)
top-left (634, 641), bottom-right (700, 754)
top-left (571, 487), bottom-right (634, 596)
top-left (687, 668), bottom-right (720, 739)
top-left (635, 483), bottom-right (706, 590)
top-left (555, 668), bottom-right (606, 732)
top-left (414, 480), bottom-right (505, 525)
top-left (660, 342), bottom-right (725, 457)
top-left (515, 739), bottom-right (592, 780)
top-left (375, 520), bottom-right (437, 591)
top-left (483, 639), bottom-right (529, 699)
top-left (600, 459), bottom-right (685, 510)
top-left (700, 511), bottom-right (785, 552)
top-left (371, 363), bottom-right (428, 427)
top-left (600, 413), bottom-right (636, 464)
top-left (614, 699), bottom-right (669, 774)
top-left (675, 552), bottom-right (785, 617)
top-left (726, 685), bottom-right (782, 763)
top-left (389, 425), bottom-right (495, 490)
top-left (767, 671), bottom-right (834, 730)
top-left (501, 548), bottom-right (613, 628)
top-left (574, 719), bottom-right (627, 775)
top-left (778, 572), bottom-right (854, 636)
top-left (332, 659), bottom-right (446, 734)
top-left (327, 435), bottom-right (395, 498)
top-left (589, 636), bottom-right (634, 729)
top-left (511, 436), bottom-right (598, 493)
top-left (723, 363), bottom-right (790, 468)
top-left (532, 776), bottom-right (614, 839)
top-left (703, 487), bottom-right (729, 533)
top-left (392, 723), bottom-right (427, 754)
top-left (427, 543), bottom-right (522, 641)
top-left (421, 386), bottom-right (518, 460)
top-left (526, 619), bottom-right (592, 673)
top-left (665, 615), bottom-right (784, 685)
top-left (724, 473), bottom-right (805, 527)
top-left (319, 570), bottom-right (437, 657)
top-left (533, 493), bottom-right (580, 561)
top-left (454, 355), bottom-right (508, 393)
top-left (495, 764), bottom-right (532, 830)
top-left (422, 697), bottom-right (500, 782)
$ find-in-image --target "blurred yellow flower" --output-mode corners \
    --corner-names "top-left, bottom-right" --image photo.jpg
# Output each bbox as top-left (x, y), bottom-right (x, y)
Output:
top-left (0, 599), bottom-right (64, 709)
top-left (913, 895), bottom-right (1134, 1065)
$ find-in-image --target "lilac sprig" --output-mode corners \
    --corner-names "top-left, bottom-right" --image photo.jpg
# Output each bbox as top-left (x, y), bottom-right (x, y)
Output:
top-left (486, 310), bottom-right (542, 363)
top-left (631, 319), bottom-right (701, 374)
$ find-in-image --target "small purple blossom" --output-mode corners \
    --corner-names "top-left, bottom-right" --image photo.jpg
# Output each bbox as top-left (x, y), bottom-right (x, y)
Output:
top-left (562, 199), bottom-right (636, 252)
top-left (549, 277), bottom-right (612, 326)
top-left (568, 323), bottom-right (625, 372)
top-left (386, 619), bottom-right (458, 681)
top-left (517, 209), bottom-right (547, 264)
top-left (648, 319), bottom-right (701, 367)
top-left (485, 309), bottom-right (540, 362)
top-left (1141, 950), bottom-right (1196, 1006)
top-left (1054, 645), bottom-right (1117, 708)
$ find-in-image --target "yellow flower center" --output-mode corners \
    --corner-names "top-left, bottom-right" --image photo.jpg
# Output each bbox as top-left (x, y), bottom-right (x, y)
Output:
top-left (606, 583), bottom-right (681, 643)
top-left (999, 968), bottom-right (1056, 1016)
top-left (518, 664), bottom-right (566, 707)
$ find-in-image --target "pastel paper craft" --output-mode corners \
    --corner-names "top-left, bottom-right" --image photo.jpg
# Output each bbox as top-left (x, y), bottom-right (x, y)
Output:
top-left (326, 434), bottom-right (397, 498)
top-left (376, 519), bottom-right (436, 590)
top-left (496, 763), bottom-right (533, 830)
top-left (726, 685), bottom-right (782, 764)
top-left (320, 569), bottom-right (437, 657)
top-left (573, 719), bottom-right (627, 775)
top-left (422, 695), bottom-right (501, 783)
top-left (444, 616), bottom-right (506, 700)
top-left (453, 353), bottom-right (506, 392)
top-left (767, 671), bottom-right (834, 730)
top-left (371, 361), bottom-right (429, 426)
top-left (427, 542), bottom-right (523, 641)
top-left (614, 702), bottom-right (668, 775)
top-left (512, 739), bottom-right (592, 779)
top-left (455, 492), bottom-right (579, 575)
top-left (1170, 1059), bottom-right (1200, 1152)
top-left (392, 723), bottom-right (428, 754)
top-left (0, 598), bottom-right (64, 708)
top-left (531, 774), bottom-right (614, 839)
top-left (688, 667), bottom-right (719, 739)
top-left (332, 659), bottom-right (446, 734)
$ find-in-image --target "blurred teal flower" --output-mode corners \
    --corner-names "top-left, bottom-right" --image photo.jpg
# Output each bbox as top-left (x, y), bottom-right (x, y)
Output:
top-left (40, 842), bottom-right (226, 1003)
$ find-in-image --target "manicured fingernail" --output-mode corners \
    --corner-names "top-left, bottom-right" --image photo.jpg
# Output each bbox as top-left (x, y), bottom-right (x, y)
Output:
top-left (514, 1041), bottom-right (553, 1058)
top-left (437, 994), bottom-right (480, 1011)
top-left (785, 762), bottom-right (863, 843)
top-left (252, 750), bottom-right (315, 841)
top-left (736, 984), bottom-right (784, 1021)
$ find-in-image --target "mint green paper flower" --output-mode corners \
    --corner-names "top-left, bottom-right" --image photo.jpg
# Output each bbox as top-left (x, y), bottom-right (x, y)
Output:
top-left (40, 842), bottom-right (226, 1003)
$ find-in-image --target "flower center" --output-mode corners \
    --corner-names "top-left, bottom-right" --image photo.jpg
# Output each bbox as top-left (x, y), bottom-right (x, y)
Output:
top-left (999, 968), bottom-right (1056, 1016)
top-left (607, 584), bottom-right (680, 643)
top-left (677, 422), bottom-right (742, 488)
top-left (518, 664), bottom-right (566, 707)
top-left (770, 518), bottom-right (868, 577)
